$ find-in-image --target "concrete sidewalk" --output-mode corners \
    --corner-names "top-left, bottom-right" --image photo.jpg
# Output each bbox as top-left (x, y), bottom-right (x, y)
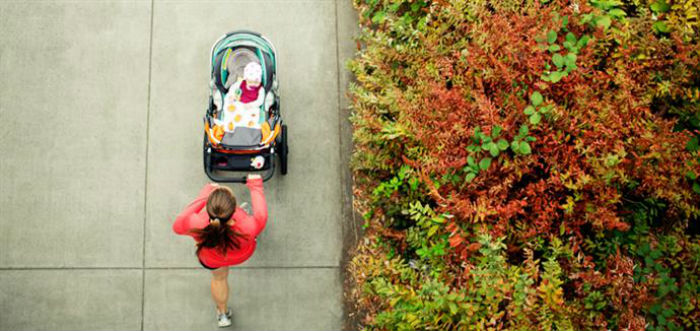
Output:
top-left (0, 1), bottom-right (358, 330)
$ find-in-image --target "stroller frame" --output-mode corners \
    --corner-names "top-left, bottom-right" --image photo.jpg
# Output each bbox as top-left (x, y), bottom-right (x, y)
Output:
top-left (203, 30), bottom-right (288, 183)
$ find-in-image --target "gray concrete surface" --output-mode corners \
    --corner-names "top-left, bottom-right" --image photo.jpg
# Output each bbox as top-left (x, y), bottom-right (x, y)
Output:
top-left (0, 270), bottom-right (143, 331)
top-left (143, 268), bottom-right (342, 330)
top-left (0, 0), bottom-right (357, 330)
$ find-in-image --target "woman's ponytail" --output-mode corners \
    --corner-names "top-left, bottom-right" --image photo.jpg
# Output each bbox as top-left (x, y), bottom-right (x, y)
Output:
top-left (190, 187), bottom-right (247, 256)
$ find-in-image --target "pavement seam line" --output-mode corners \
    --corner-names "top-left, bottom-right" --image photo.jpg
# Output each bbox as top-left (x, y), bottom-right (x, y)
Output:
top-left (334, 3), bottom-right (358, 330)
top-left (141, 0), bottom-right (155, 330)
top-left (334, 0), bottom-right (344, 252)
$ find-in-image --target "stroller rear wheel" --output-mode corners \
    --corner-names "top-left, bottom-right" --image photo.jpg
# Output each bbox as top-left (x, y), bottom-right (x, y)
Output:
top-left (279, 124), bottom-right (288, 175)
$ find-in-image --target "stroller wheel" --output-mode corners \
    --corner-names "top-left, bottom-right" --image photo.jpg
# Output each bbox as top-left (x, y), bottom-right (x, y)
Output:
top-left (280, 124), bottom-right (288, 175)
top-left (203, 132), bottom-right (212, 174)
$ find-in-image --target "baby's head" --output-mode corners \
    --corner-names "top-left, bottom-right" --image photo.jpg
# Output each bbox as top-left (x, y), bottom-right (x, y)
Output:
top-left (243, 62), bottom-right (262, 87)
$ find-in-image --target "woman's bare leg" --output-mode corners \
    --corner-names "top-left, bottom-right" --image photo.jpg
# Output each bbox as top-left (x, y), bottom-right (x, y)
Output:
top-left (210, 266), bottom-right (230, 313)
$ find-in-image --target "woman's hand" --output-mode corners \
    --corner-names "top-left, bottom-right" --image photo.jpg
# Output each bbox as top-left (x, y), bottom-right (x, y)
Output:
top-left (247, 174), bottom-right (262, 181)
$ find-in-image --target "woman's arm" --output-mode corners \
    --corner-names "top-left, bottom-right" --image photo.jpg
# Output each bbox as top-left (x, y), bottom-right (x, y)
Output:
top-left (172, 183), bottom-right (217, 235)
top-left (246, 175), bottom-right (268, 237)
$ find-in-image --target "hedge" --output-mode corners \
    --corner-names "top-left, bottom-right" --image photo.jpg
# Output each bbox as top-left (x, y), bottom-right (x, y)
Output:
top-left (347, 1), bottom-right (700, 330)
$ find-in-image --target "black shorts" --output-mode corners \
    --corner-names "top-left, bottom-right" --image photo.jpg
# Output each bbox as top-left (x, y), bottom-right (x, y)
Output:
top-left (198, 258), bottom-right (218, 270)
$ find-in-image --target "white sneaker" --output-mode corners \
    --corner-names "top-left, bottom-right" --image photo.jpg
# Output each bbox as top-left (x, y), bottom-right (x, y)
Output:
top-left (217, 309), bottom-right (232, 327)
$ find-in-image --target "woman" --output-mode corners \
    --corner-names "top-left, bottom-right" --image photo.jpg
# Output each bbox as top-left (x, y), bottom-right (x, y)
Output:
top-left (173, 174), bottom-right (267, 327)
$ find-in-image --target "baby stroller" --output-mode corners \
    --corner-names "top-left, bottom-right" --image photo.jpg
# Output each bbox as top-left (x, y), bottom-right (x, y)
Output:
top-left (203, 30), bottom-right (288, 182)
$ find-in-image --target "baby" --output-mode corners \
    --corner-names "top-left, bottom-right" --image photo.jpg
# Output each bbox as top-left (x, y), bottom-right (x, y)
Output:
top-left (231, 62), bottom-right (264, 108)
top-left (217, 62), bottom-right (265, 132)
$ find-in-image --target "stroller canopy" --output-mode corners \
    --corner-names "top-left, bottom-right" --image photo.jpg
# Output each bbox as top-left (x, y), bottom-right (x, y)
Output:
top-left (211, 32), bottom-right (277, 94)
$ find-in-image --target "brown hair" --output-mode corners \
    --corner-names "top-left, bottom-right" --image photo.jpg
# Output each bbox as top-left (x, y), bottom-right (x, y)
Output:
top-left (190, 187), bottom-right (247, 255)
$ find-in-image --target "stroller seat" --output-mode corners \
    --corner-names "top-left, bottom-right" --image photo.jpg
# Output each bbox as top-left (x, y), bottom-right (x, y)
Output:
top-left (221, 127), bottom-right (262, 146)
top-left (207, 41), bottom-right (279, 149)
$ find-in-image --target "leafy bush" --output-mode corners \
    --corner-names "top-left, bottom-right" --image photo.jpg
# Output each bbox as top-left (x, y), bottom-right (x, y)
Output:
top-left (347, 0), bottom-right (700, 330)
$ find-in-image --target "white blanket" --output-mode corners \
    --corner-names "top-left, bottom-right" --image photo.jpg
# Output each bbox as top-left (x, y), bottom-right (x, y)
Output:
top-left (215, 80), bottom-right (265, 131)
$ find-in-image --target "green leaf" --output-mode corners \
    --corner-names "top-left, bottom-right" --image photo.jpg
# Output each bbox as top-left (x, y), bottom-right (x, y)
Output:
top-left (417, 17), bottom-right (427, 30)
top-left (581, 13), bottom-right (593, 25)
top-left (524, 105), bottom-right (536, 115)
top-left (565, 53), bottom-right (577, 68)
top-left (608, 8), bottom-right (626, 19)
top-left (690, 114), bottom-right (700, 128)
top-left (467, 155), bottom-right (476, 167)
top-left (650, 1), bottom-right (671, 13)
top-left (653, 21), bottom-right (670, 33)
top-left (531, 91), bottom-right (543, 106)
top-left (577, 35), bottom-right (591, 49)
top-left (562, 15), bottom-right (569, 28)
top-left (687, 136), bottom-right (699, 151)
top-left (597, 15), bottom-right (612, 30)
top-left (565, 32), bottom-right (576, 44)
top-left (658, 314), bottom-right (667, 326)
top-left (497, 139), bottom-right (509, 150)
top-left (479, 157), bottom-right (492, 170)
top-left (492, 125), bottom-right (502, 138)
top-left (470, 164), bottom-right (479, 173)
top-left (371, 11), bottom-right (386, 24)
top-left (686, 171), bottom-right (697, 180)
top-left (547, 30), bottom-right (557, 44)
top-left (489, 144), bottom-right (500, 157)
top-left (428, 224), bottom-right (439, 237)
top-left (548, 44), bottom-right (561, 52)
top-left (550, 71), bottom-right (564, 83)
top-left (411, 2), bottom-right (422, 12)
top-left (530, 112), bottom-right (542, 125)
top-left (526, 136), bottom-right (536, 142)
top-left (521, 142), bottom-right (532, 154)
top-left (552, 53), bottom-right (564, 68)
top-left (465, 173), bottom-right (476, 182)
top-left (563, 40), bottom-right (575, 51)
top-left (448, 302), bottom-right (458, 315)
top-left (693, 182), bottom-right (700, 194)
top-left (519, 124), bottom-right (529, 136)
top-left (511, 140), bottom-right (520, 152)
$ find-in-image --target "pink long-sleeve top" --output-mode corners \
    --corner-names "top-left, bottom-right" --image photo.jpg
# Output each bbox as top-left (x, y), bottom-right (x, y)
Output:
top-left (173, 178), bottom-right (268, 268)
